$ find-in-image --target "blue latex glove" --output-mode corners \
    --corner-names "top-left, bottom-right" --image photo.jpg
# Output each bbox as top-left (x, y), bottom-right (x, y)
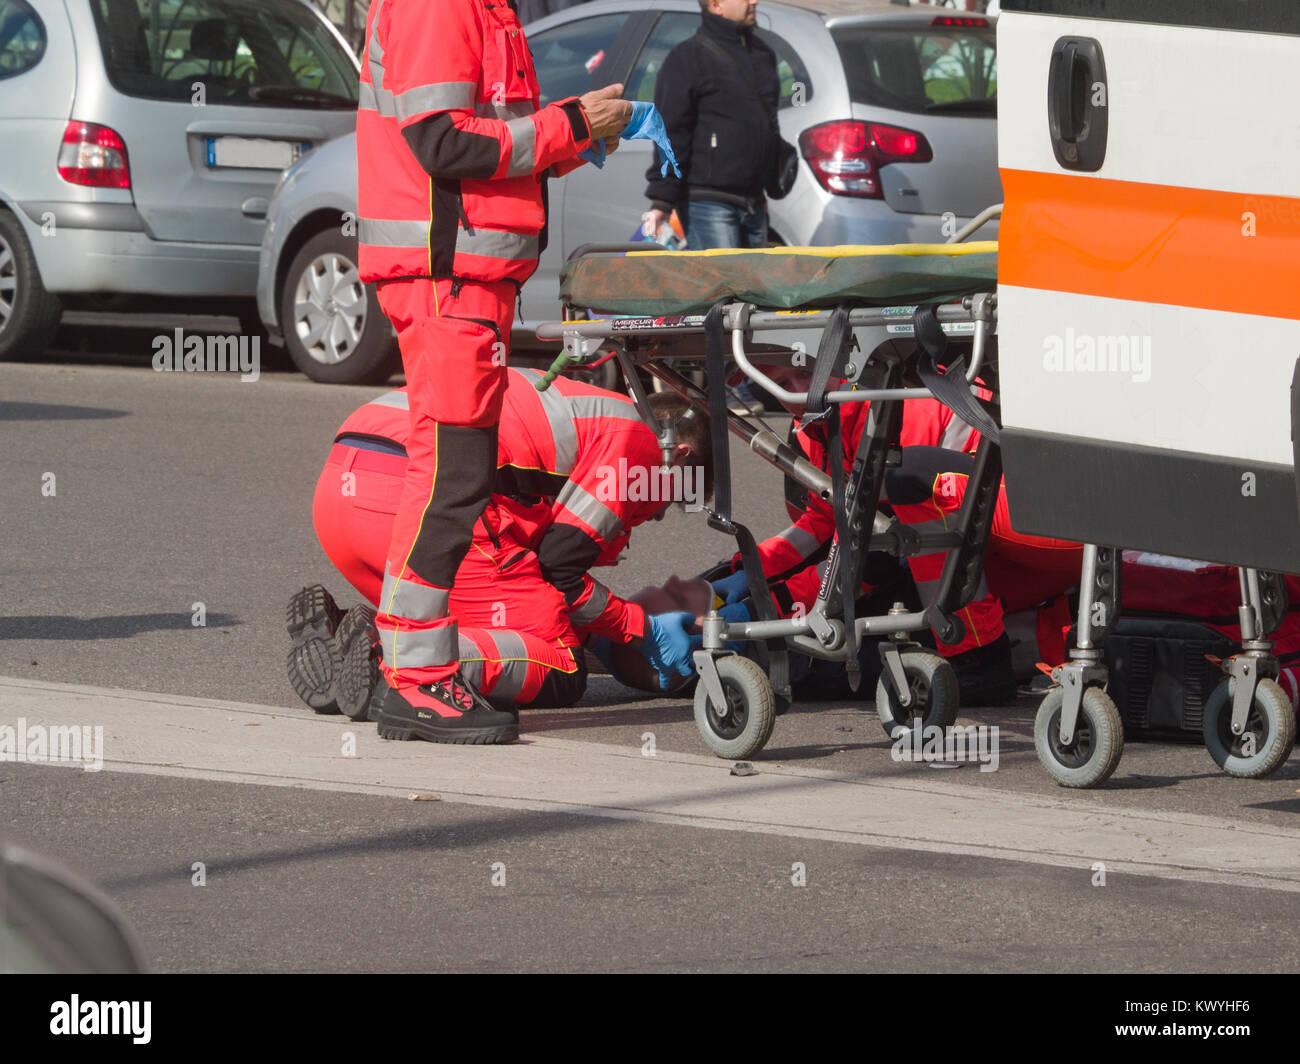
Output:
top-left (642, 611), bottom-right (699, 690)
top-left (710, 569), bottom-right (750, 606)
top-left (579, 101), bottom-right (682, 177)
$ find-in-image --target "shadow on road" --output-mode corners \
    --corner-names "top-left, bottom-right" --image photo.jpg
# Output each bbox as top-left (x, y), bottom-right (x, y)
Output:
top-left (0, 401), bottom-right (129, 421)
top-left (0, 613), bottom-right (241, 640)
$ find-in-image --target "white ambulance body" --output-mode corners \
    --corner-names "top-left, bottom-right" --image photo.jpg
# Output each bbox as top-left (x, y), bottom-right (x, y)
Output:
top-left (996, 0), bottom-right (1300, 572)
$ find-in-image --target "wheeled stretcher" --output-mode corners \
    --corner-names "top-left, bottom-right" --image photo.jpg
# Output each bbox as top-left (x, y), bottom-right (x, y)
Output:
top-left (535, 240), bottom-right (1004, 760)
top-left (536, 234), bottom-right (1297, 787)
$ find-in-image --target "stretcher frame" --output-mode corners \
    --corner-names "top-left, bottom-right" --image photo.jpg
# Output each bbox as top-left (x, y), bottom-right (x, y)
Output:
top-left (536, 242), bottom-right (1004, 760)
top-left (535, 223), bottom-right (1296, 784)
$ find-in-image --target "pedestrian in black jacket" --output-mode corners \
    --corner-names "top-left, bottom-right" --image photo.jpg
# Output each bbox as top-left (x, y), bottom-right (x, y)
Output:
top-left (643, 0), bottom-right (780, 252)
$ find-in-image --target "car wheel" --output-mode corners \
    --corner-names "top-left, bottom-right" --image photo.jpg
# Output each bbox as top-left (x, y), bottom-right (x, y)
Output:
top-left (0, 209), bottom-right (63, 362)
top-left (279, 228), bottom-right (396, 384)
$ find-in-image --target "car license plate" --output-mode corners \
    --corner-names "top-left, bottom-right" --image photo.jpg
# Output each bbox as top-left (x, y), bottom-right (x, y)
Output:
top-left (204, 137), bottom-right (311, 170)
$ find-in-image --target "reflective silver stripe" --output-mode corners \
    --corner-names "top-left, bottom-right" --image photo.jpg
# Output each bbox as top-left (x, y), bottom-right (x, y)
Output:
top-left (569, 582), bottom-right (610, 625)
top-left (379, 625), bottom-right (459, 670)
top-left (516, 368), bottom-right (578, 473)
top-left (505, 115), bottom-right (536, 177)
top-left (395, 81), bottom-right (476, 121)
top-left (567, 396), bottom-right (642, 424)
top-left (457, 637), bottom-right (484, 689)
top-left (358, 218), bottom-right (429, 248)
top-left (475, 100), bottom-right (536, 121)
top-left (456, 226), bottom-right (539, 262)
top-left (939, 413), bottom-right (977, 452)
top-left (380, 572), bottom-right (449, 621)
top-left (776, 525), bottom-right (822, 560)
top-left (556, 483), bottom-right (623, 540)
top-left (367, 0), bottom-right (388, 91)
top-left (483, 631), bottom-right (531, 700)
top-left (359, 219), bottom-right (537, 262)
top-left (370, 390), bottom-right (409, 410)
top-left (358, 81), bottom-right (380, 113)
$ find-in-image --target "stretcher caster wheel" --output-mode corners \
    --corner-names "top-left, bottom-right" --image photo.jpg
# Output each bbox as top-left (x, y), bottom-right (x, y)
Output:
top-left (1202, 676), bottom-right (1296, 778)
top-left (875, 651), bottom-right (958, 741)
top-left (1034, 686), bottom-right (1124, 788)
top-left (694, 655), bottom-right (775, 760)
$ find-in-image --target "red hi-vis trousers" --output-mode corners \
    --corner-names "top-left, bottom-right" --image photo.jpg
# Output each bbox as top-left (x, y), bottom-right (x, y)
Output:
top-left (889, 458), bottom-right (1082, 656)
top-left (373, 276), bottom-right (514, 691)
top-left (313, 443), bottom-right (585, 707)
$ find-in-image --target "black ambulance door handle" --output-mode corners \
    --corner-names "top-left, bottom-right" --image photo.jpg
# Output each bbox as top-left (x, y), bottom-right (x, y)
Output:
top-left (1048, 36), bottom-right (1108, 172)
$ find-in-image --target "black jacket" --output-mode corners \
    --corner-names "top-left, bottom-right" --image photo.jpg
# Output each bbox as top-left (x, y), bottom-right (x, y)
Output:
top-left (644, 12), bottom-right (780, 210)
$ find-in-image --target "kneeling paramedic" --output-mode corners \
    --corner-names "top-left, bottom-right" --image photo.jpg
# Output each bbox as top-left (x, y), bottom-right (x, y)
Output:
top-left (705, 364), bottom-right (1081, 704)
top-left (304, 368), bottom-right (713, 741)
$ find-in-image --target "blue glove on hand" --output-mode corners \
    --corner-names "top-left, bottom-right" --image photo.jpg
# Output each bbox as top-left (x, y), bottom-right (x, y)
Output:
top-left (710, 569), bottom-right (750, 606)
top-left (579, 101), bottom-right (683, 176)
top-left (642, 611), bottom-right (699, 690)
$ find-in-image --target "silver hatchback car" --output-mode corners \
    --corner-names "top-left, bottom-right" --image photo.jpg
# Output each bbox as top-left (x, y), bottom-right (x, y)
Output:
top-left (0, 0), bottom-right (359, 361)
top-left (257, 0), bottom-right (1000, 384)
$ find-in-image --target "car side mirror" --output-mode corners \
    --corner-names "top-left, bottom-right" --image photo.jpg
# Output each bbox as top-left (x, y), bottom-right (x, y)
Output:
top-left (1, 842), bottom-right (146, 973)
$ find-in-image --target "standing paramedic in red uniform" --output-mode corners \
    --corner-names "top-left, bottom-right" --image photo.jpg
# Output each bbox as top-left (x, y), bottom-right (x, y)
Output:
top-left (356, 0), bottom-right (632, 742)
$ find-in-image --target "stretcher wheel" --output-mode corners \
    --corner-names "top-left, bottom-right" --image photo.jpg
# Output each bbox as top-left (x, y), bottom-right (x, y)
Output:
top-left (875, 651), bottom-right (958, 741)
top-left (1202, 676), bottom-right (1296, 778)
top-left (694, 655), bottom-right (776, 760)
top-left (1033, 686), bottom-right (1124, 788)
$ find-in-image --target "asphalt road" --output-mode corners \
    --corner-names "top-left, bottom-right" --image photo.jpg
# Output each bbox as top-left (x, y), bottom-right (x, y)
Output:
top-left (3, 325), bottom-right (1299, 976)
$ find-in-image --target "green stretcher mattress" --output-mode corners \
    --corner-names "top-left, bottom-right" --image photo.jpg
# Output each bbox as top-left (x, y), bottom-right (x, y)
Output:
top-left (559, 242), bottom-right (998, 316)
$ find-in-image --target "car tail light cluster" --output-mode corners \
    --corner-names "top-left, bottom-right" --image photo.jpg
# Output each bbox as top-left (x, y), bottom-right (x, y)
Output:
top-left (57, 121), bottom-right (131, 188)
top-left (797, 120), bottom-right (933, 198)
top-left (932, 16), bottom-right (989, 28)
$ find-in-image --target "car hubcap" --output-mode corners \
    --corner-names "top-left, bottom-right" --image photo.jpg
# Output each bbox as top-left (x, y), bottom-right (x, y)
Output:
top-left (0, 235), bottom-right (17, 334)
top-left (292, 252), bottom-right (366, 365)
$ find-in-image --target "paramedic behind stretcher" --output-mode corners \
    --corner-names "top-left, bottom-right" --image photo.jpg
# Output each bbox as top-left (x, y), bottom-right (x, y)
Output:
top-left (705, 363), bottom-right (1082, 705)
top-left (356, 0), bottom-right (633, 743)
top-left (642, 0), bottom-right (778, 252)
top-left (311, 369), bottom-right (714, 727)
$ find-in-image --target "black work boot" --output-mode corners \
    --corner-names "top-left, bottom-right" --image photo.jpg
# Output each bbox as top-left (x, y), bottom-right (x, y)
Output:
top-left (376, 673), bottom-right (519, 745)
top-left (334, 605), bottom-right (382, 722)
top-left (949, 632), bottom-right (1017, 707)
top-left (286, 585), bottom-right (345, 713)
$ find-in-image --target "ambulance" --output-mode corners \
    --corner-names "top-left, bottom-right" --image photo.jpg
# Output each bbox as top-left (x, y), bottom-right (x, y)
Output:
top-left (995, 1), bottom-right (1300, 784)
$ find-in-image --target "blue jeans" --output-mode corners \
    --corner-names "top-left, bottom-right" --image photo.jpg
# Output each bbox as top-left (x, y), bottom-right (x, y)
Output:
top-left (681, 197), bottom-right (768, 250)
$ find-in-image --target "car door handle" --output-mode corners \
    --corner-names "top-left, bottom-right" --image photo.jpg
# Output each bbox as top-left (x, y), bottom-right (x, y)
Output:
top-left (1048, 36), bottom-right (1108, 172)
top-left (241, 197), bottom-right (269, 218)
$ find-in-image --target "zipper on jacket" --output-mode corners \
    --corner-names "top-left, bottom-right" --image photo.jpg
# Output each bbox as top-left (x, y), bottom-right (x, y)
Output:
top-left (711, 132), bottom-right (717, 149)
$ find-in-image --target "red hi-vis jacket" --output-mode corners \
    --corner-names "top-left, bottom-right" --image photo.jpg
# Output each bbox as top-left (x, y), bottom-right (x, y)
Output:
top-left (336, 369), bottom-right (673, 644)
top-left (357, 0), bottom-right (593, 285)
top-left (751, 397), bottom-right (979, 616)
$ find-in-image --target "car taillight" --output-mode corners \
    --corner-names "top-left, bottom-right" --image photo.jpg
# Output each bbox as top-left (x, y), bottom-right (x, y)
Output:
top-left (932, 16), bottom-right (989, 27)
top-left (797, 120), bottom-right (932, 199)
top-left (57, 122), bottom-right (131, 189)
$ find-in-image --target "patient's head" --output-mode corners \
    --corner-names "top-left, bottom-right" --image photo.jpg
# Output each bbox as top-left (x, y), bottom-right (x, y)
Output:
top-left (600, 576), bottom-right (714, 693)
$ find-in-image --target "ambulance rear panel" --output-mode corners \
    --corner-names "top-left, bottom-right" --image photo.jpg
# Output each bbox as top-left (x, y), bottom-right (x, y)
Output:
top-left (996, 0), bottom-right (1300, 572)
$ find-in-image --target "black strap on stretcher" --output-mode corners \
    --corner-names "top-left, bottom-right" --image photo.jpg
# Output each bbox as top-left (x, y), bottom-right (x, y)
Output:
top-left (703, 303), bottom-right (791, 714)
top-left (913, 304), bottom-right (1001, 444)
top-left (911, 304), bottom-right (1004, 646)
top-left (803, 307), bottom-right (868, 687)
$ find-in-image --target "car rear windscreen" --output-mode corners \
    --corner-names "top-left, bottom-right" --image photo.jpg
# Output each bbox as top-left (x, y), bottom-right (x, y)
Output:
top-left (831, 24), bottom-right (996, 116)
top-left (90, 0), bottom-right (357, 106)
